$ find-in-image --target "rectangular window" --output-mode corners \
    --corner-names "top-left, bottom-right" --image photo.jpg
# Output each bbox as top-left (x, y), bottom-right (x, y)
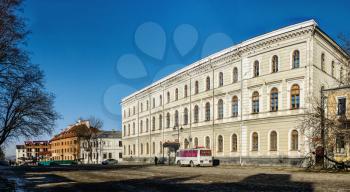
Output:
top-left (336, 135), bottom-right (345, 153)
top-left (109, 153), bottom-right (112, 159)
top-left (338, 98), bottom-right (346, 115)
top-left (119, 153), bottom-right (122, 158)
top-left (103, 153), bottom-right (107, 159)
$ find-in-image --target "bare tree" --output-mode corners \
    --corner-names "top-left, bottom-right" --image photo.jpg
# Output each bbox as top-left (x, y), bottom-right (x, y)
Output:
top-left (0, 0), bottom-right (59, 147)
top-left (299, 94), bottom-right (350, 167)
top-left (77, 117), bottom-right (102, 164)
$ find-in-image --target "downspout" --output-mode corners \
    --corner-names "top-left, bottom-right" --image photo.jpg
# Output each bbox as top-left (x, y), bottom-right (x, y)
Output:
top-left (239, 50), bottom-right (243, 166)
top-left (189, 74), bottom-right (192, 148)
top-left (149, 93), bottom-right (152, 161)
top-left (137, 98), bottom-right (140, 161)
top-left (211, 60), bottom-right (215, 157)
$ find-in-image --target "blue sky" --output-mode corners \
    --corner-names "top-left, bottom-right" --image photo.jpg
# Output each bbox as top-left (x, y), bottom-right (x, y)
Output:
top-left (5, 0), bottom-right (350, 155)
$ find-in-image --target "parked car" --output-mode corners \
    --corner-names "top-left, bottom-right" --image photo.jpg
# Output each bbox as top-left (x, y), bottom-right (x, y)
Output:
top-left (102, 159), bottom-right (118, 165)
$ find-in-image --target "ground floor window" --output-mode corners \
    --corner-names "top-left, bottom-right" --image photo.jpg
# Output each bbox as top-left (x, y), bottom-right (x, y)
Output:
top-left (336, 134), bottom-right (345, 153)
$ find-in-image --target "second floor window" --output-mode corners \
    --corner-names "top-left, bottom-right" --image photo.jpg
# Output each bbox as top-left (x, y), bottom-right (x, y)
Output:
top-left (218, 99), bottom-right (224, 119)
top-left (183, 108), bottom-right (188, 125)
top-left (184, 85), bottom-right (188, 98)
top-left (338, 98), bottom-right (346, 115)
top-left (166, 113), bottom-right (170, 128)
top-left (205, 102), bottom-right (210, 121)
top-left (232, 96), bottom-right (238, 117)
top-left (252, 91), bottom-right (259, 113)
top-left (195, 81), bottom-right (199, 94)
top-left (159, 115), bottom-right (162, 130)
top-left (174, 110), bottom-right (179, 127)
top-left (270, 88), bottom-right (278, 112)
top-left (291, 84), bottom-right (300, 109)
top-left (194, 105), bottom-right (199, 123)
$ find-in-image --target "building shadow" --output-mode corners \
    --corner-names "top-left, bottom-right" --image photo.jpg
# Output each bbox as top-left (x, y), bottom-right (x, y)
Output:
top-left (14, 170), bottom-right (314, 192)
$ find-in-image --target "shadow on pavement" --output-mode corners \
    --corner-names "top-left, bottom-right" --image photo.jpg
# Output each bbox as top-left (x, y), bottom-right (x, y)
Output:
top-left (14, 170), bottom-right (314, 192)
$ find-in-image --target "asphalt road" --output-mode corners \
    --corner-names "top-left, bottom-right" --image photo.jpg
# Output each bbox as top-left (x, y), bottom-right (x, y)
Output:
top-left (3, 164), bottom-right (350, 192)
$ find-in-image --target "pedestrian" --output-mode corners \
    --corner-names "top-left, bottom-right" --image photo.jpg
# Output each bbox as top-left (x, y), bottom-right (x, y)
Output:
top-left (154, 156), bottom-right (158, 165)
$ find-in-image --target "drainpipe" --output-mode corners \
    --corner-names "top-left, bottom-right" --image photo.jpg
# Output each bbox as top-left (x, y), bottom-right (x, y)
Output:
top-left (239, 50), bottom-right (243, 166)
top-left (211, 60), bottom-right (215, 157)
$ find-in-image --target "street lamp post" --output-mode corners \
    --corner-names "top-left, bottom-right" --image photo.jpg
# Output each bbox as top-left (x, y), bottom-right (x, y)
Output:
top-left (173, 125), bottom-right (183, 143)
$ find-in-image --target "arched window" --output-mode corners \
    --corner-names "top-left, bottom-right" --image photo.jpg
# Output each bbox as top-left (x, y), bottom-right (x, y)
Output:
top-left (152, 142), bottom-right (155, 154)
top-left (270, 131), bottom-right (277, 151)
top-left (175, 88), bottom-right (178, 101)
top-left (194, 137), bottom-right (198, 148)
top-left (272, 55), bottom-right (278, 73)
top-left (231, 134), bottom-right (237, 152)
top-left (270, 88), bottom-right (278, 112)
top-left (219, 72), bottom-right (223, 87)
top-left (218, 135), bottom-right (223, 152)
top-left (321, 53), bottom-right (325, 71)
top-left (291, 130), bottom-right (299, 151)
top-left (206, 76), bottom-right (210, 91)
top-left (205, 136), bottom-right (210, 149)
top-left (291, 84), bottom-right (300, 109)
top-left (166, 113), bottom-right (170, 128)
top-left (159, 114), bottom-right (162, 130)
top-left (252, 132), bottom-right (258, 151)
top-left (128, 124), bottom-right (130, 136)
top-left (194, 105), bottom-right (199, 123)
top-left (159, 95), bottom-right (162, 106)
top-left (152, 116), bottom-right (156, 131)
top-left (233, 67), bottom-right (238, 83)
top-left (140, 120), bottom-right (143, 133)
top-left (184, 139), bottom-right (189, 149)
top-left (205, 102), bottom-right (211, 121)
top-left (140, 143), bottom-right (143, 155)
top-left (195, 81), bottom-right (199, 94)
top-left (184, 85), bottom-right (188, 98)
top-left (167, 92), bottom-right (170, 103)
top-left (331, 61), bottom-right (335, 77)
top-left (252, 91), bottom-right (259, 113)
top-left (146, 143), bottom-right (149, 154)
top-left (218, 99), bottom-right (224, 119)
top-left (152, 98), bottom-right (155, 108)
top-left (232, 96), bottom-right (238, 117)
top-left (160, 142), bottom-right (162, 153)
top-left (253, 60), bottom-right (259, 77)
top-left (146, 118), bottom-right (149, 132)
top-left (183, 108), bottom-right (188, 125)
top-left (133, 122), bottom-right (135, 135)
top-left (292, 50), bottom-right (300, 68)
top-left (174, 110), bottom-right (179, 127)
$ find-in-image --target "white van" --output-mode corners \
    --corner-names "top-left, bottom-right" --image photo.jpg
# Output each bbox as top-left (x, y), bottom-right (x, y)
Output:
top-left (175, 148), bottom-right (212, 167)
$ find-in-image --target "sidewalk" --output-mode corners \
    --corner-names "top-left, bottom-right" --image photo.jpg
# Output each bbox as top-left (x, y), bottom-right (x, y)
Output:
top-left (0, 165), bottom-right (26, 191)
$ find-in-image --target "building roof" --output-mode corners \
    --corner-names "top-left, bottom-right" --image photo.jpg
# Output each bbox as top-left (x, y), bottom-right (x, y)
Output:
top-left (121, 20), bottom-right (349, 103)
top-left (16, 145), bottom-right (25, 149)
top-left (97, 131), bottom-right (122, 139)
top-left (50, 120), bottom-right (99, 142)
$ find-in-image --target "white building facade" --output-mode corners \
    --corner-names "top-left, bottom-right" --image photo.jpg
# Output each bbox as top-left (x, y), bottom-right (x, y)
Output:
top-left (80, 131), bottom-right (123, 164)
top-left (15, 145), bottom-right (26, 164)
top-left (121, 20), bottom-right (349, 166)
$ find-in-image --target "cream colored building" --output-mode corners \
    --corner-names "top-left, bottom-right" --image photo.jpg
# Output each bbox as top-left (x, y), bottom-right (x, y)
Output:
top-left (121, 20), bottom-right (349, 166)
